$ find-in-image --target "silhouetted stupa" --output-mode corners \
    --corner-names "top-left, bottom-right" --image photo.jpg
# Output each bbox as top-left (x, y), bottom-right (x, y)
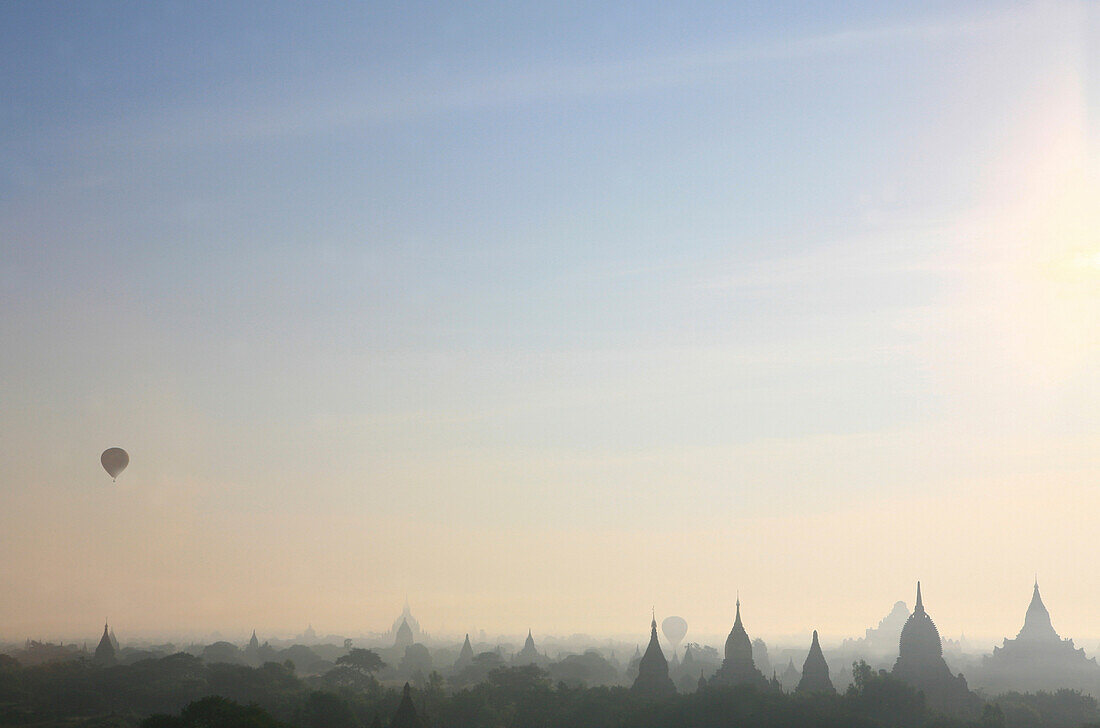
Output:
top-left (711, 599), bottom-right (768, 689)
top-left (796, 630), bottom-right (834, 694)
top-left (779, 657), bottom-right (800, 691)
top-left (891, 583), bottom-right (978, 716)
top-left (977, 581), bottom-right (1099, 693)
top-left (394, 618), bottom-right (414, 650)
top-left (631, 615), bottom-right (676, 697)
top-left (390, 682), bottom-right (423, 728)
top-left (455, 633), bottom-right (474, 670)
top-left (391, 599), bottom-right (423, 642)
top-left (514, 630), bottom-right (542, 665)
top-left (94, 622), bottom-right (116, 666)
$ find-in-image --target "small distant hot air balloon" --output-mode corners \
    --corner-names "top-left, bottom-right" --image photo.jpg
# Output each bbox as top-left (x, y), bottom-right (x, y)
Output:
top-left (101, 448), bottom-right (129, 482)
top-left (662, 615), bottom-right (687, 649)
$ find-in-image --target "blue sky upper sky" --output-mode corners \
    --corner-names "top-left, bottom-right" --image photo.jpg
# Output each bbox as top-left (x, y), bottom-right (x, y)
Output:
top-left (1, 2), bottom-right (1097, 643)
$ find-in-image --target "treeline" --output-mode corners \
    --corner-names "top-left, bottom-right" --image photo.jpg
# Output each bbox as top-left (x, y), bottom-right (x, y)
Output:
top-left (1, 652), bottom-right (1098, 728)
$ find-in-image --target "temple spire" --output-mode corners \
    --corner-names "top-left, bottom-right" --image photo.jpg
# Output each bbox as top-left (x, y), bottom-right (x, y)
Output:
top-left (632, 612), bottom-right (676, 696)
top-left (796, 629), bottom-right (834, 694)
top-left (915, 582), bottom-right (924, 614)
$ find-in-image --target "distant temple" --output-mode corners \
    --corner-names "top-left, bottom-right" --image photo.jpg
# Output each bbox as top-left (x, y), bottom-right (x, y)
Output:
top-left (842, 600), bottom-right (910, 656)
top-left (631, 615), bottom-right (676, 697)
top-left (976, 581), bottom-right (1100, 693)
top-left (394, 618), bottom-right (414, 650)
top-left (711, 600), bottom-right (768, 689)
top-left (454, 634), bottom-right (474, 670)
top-left (779, 657), bottom-right (800, 691)
top-left (391, 600), bottom-right (424, 642)
top-left (891, 583), bottom-right (978, 716)
top-left (390, 682), bottom-right (423, 728)
top-left (514, 630), bottom-right (543, 665)
top-left (94, 622), bottom-right (116, 666)
top-left (626, 645), bottom-right (642, 681)
top-left (796, 630), bottom-right (834, 694)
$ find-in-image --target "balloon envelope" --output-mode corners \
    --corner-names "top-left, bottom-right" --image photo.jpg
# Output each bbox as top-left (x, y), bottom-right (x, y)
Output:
top-left (101, 448), bottom-right (129, 480)
top-left (662, 615), bottom-right (687, 645)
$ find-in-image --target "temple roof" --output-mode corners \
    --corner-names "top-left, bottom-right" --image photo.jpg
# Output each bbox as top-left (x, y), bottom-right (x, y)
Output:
top-left (394, 618), bottom-right (414, 648)
top-left (1017, 581), bottom-right (1059, 642)
top-left (391, 683), bottom-right (423, 728)
top-left (632, 617), bottom-right (676, 696)
top-left (515, 629), bottom-right (541, 663)
top-left (797, 630), bottom-right (834, 694)
top-left (724, 599), bottom-right (753, 664)
top-left (94, 622), bottom-right (116, 664)
top-left (898, 582), bottom-right (942, 659)
top-left (640, 618), bottom-right (667, 668)
top-left (392, 599), bottom-right (421, 636)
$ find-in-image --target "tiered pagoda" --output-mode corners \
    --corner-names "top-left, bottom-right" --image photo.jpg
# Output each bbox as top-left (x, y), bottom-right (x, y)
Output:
top-left (631, 615), bottom-right (677, 697)
top-left (891, 583), bottom-right (978, 716)
top-left (796, 630), bottom-right (834, 694)
top-left (710, 600), bottom-right (769, 689)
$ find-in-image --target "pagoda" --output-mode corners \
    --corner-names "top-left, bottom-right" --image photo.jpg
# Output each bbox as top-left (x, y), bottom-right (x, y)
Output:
top-left (390, 682), bottom-right (423, 728)
top-left (976, 581), bottom-right (1099, 693)
top-left (891, 583), bottom-right (978, 716)
top-left (454, 633), bottom-right (474, 670)
top-left (796, 630), bottom-right (834, 694)
top-left (710, 599), bottom-right (768, 689)
top-left (631, 614), bottom-right (676, 697)
top-left (94, 621), bottom-right (116, 666)
top-left (514, 630), bottom-right (543, 665)
top-left (394, 618), bottom-right (414, 650)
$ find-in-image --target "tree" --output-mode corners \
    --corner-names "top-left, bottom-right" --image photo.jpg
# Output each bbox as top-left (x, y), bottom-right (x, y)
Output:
top-left (336, 648), bottom-right (385, 676)
top-left (141, 696), bottom-right (285, 728)
top-left (299, 691), bottom-right (357, 728)
top-left (845, 660), bottom-right (926, 728)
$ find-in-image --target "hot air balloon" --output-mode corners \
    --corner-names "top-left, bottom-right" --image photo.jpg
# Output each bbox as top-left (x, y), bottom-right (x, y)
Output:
top-left (101, 448), bottom-right (129, 482)
top-left (661, 615), bottom-right (687, 649)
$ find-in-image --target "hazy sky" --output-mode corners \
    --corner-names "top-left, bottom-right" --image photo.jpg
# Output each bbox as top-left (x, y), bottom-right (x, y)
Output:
top-left (1, 2), bottom-right (1097, 646)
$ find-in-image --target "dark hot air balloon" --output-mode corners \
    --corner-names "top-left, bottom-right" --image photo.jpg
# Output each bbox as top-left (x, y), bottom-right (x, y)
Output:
top-left (101, 448), bottom-right (129, 481)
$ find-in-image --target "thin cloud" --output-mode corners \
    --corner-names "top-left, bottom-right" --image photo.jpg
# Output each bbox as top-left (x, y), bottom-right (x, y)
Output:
top-left (57, 5), bottom-right (1029, 153)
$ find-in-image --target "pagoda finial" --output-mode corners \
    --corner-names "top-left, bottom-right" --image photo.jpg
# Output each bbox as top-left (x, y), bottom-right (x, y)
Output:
top-left (915, 581), bottom-right (923, 613)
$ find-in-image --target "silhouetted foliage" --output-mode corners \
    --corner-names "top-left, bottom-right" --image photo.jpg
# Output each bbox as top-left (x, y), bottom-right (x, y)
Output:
top-left (0, 651), bottom-right (1074, 728)
top-left (993, 689), bottom-right (1100, 728)
top-left (141, 695), bottom-right (286, 727)
top-left (845, 660), bottom-right (928, 728)
top-left (336, 648), bottom-right (385, 675)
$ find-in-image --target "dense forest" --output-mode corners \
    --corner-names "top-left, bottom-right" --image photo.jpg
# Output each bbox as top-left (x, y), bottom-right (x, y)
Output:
top-left (1, 651), bottom-right (1098, 728)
